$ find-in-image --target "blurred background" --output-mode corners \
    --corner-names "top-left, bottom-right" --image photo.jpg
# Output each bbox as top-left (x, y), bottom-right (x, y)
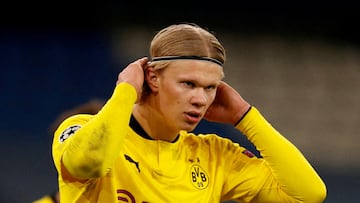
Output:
top-left (1, 1), bottom-right (359, 202)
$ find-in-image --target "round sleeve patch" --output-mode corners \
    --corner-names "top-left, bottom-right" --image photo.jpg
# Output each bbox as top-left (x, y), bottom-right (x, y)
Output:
top-left (242, 149), bottom-right (255, 158)
top-left (59, 125), bottom-right (81, 143)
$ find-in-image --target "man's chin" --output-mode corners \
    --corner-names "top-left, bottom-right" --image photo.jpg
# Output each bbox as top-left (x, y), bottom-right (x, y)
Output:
top-left (180, 123), bottom-right (199, 132)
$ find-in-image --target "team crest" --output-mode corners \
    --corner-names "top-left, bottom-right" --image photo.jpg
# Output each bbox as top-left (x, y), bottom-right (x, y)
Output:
top-left (59, 125), bottom-right (81, 142)
top-left (190, 164), bottom-right (209, 190)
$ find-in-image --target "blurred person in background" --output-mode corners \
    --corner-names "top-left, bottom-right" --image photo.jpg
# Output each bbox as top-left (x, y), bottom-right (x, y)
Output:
top-left (52, 23), bottom-right (327, 202)
top-left (33, 99), bottom-right (104, 203)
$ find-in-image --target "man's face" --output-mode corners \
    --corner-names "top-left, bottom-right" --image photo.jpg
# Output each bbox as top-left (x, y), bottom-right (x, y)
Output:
top-left (156, 60), bottom-right (224, 132)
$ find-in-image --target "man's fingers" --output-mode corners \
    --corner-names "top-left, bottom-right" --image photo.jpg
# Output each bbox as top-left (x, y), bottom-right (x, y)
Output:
top-left (135, 57), bottom-right (149, 68)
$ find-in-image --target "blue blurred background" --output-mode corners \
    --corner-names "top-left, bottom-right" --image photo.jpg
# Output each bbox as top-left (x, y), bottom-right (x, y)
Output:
top-left (1, 1), bottom-right (359, 202)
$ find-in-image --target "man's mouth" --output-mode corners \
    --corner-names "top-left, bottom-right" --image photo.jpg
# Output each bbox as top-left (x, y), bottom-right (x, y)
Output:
top-left (184, 111), bottom-right (202, 123)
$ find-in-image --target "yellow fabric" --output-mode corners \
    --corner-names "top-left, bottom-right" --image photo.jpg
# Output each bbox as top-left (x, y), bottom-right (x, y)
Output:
top-left (52, 82), bottom-right (326, 203)
top-left (32, 195), bottom-right (55, 203)
top-left (235, 107), bottom-right (327, 202)
top-left (53, 82), bottom-right (137, 179)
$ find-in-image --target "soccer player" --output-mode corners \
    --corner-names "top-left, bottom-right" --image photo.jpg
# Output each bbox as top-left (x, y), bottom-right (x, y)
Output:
top-left (52, 23), bottom-right (327, 202)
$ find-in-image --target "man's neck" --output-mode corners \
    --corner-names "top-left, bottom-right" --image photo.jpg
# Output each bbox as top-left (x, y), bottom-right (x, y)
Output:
top-left (132, 104), bottom-right (179, 142)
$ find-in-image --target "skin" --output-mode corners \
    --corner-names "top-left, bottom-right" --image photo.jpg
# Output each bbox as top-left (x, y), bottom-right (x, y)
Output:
top-left (117, 57), bottom-right (250, 142)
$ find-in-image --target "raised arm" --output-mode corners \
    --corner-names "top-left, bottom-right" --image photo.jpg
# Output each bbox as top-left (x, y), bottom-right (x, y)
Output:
top-left (204, 81), bottom-right (327, 202)
top-left (54, 58), bottom-right (148, 179)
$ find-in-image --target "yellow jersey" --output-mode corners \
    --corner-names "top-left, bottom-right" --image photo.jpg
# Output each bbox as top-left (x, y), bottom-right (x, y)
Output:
top-left (52, 83), bottom-right (326, 203)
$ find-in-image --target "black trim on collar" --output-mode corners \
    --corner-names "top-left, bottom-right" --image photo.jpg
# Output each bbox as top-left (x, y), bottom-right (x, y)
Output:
top-left (130, 114), bottom-right (180, 143)
top-left (130, 114), bottom-right (153, 140)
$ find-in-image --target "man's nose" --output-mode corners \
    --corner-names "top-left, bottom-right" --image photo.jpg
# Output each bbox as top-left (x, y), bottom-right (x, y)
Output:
top-left (190, 88), bottom-right (207, 106)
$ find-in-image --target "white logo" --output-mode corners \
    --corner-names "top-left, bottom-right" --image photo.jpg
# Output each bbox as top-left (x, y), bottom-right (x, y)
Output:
top-left (59, 125), bottom-right (81, 142)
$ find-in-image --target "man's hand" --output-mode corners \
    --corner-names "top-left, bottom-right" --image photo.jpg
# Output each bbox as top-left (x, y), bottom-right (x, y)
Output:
top-left (204, 81), bottom-right (251, 125)
top-left (116, 57), bottom-right (148, 102)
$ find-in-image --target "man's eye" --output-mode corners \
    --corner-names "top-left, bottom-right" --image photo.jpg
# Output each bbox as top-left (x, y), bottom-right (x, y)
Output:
top-left (183, 81), bottom-right (194, 87)
top-left (206, 85), bottom-right (216, 90)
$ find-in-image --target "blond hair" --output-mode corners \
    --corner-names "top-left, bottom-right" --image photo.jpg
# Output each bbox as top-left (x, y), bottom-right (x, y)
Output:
top-left (141, 23), bottom-right (226, 99)
top-left (149, 23), bottom-right (226, 66)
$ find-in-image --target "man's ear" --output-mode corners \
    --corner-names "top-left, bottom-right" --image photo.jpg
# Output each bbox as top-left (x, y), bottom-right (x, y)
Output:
top-left (145, 67), bottom-right (159, 92)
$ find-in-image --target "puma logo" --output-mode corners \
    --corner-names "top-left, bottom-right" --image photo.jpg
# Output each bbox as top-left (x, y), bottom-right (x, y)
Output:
top-left (188, 157), bottom-right (200, 163)
top-left (124, 154), bottom-right (140, 173)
